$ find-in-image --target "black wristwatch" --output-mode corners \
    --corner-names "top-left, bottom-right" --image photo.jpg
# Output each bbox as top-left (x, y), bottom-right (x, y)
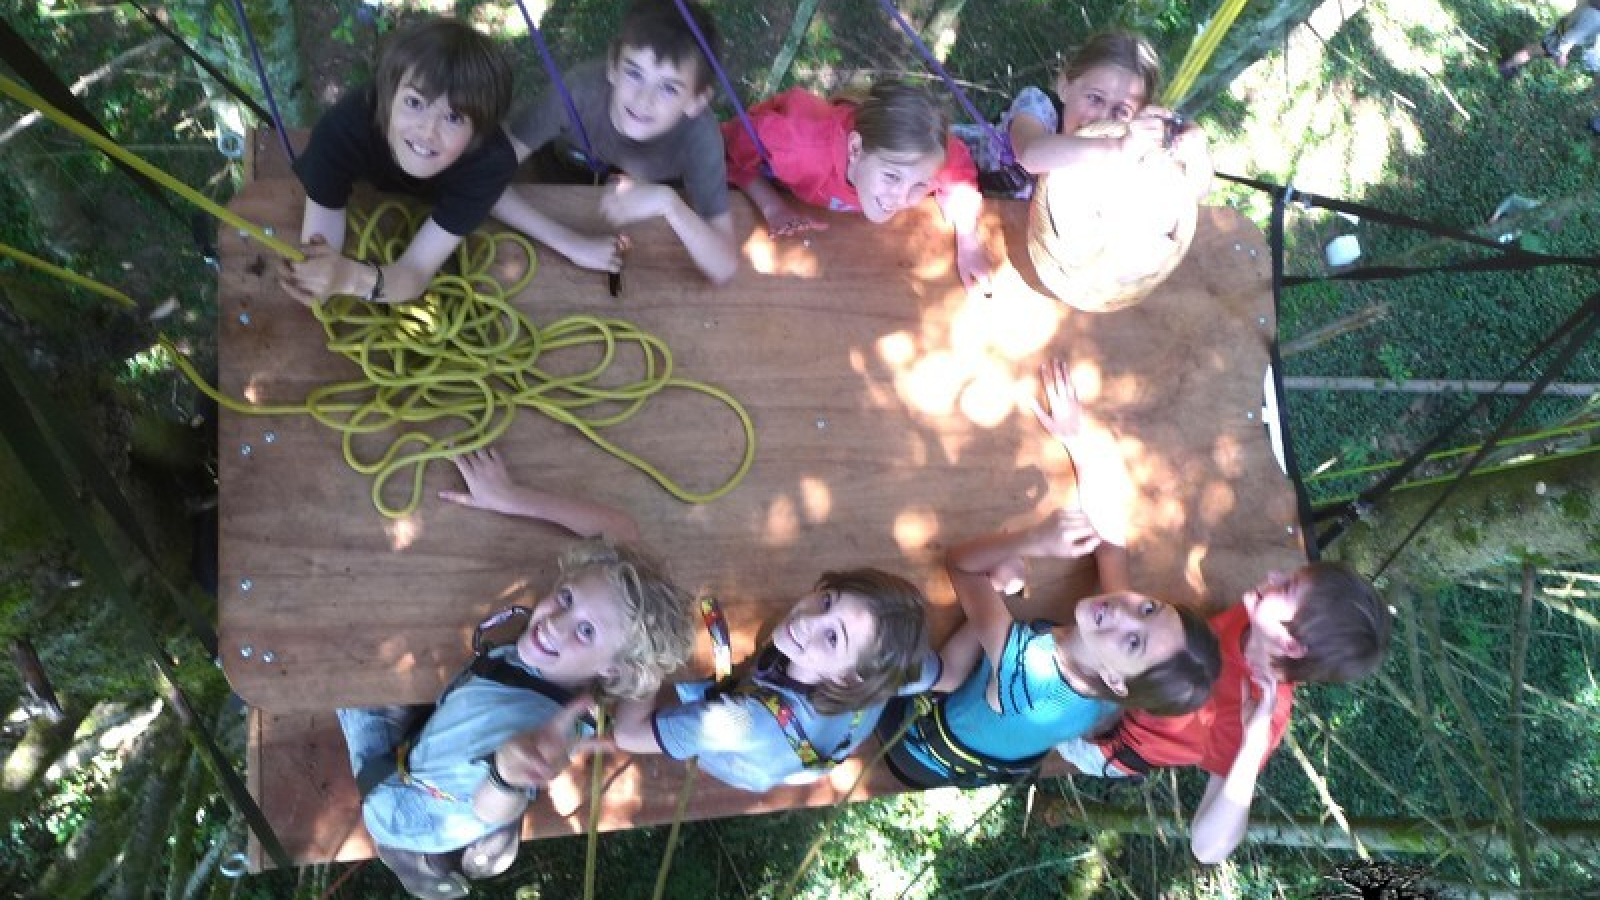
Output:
top-left (362, 260), bottom-right (386, 304)
top-left (484, 754), bottom-right (537, 798)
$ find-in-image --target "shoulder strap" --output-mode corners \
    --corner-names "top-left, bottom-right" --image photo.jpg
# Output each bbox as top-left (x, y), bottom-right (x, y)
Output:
top-left (713, 654), bottom-right (862, 771)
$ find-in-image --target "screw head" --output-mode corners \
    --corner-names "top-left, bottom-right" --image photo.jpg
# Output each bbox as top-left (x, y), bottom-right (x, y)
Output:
top-left (239, 644), bottom-right (254, 658)
top-left (238, 229), bottom-right (250, 240)
top-left (240, 578), bottom-right (253, 592)
top-left (238, 312), bottom-right (251, 326)
top-left (1246, 412), bottom-right (1256, 421)
top-left (263, 431), bottom-right (277, 444)
top-left (240, 444), bottom-right (253, 457)
top-left (262, 226), bottom-right (275, 237)
top-left (815, 419), bottom-right (827, 429)
top-left (1258, 316), bottom-right (1268, 326)
top-left (1286, 526), bottom-right (1296, 535)
top-left (261, 651), bottom-right (276, 663)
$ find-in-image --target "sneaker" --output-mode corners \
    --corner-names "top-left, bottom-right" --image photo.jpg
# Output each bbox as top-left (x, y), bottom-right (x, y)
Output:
top-left (459, 822), bottom-right (521, 880)
top-left (375, 844), bottom-right (470, 899)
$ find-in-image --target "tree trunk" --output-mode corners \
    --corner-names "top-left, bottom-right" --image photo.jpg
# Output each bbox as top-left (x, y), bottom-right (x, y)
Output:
top-left (1178, 0), bottom-right (1338, 117)
top-left (1323, 453), bottom-right (1600, 585)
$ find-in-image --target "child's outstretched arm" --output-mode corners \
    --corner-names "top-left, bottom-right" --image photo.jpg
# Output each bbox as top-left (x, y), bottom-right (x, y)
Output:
top-left (280, 201), bottom-right (465, 307)
top-left (738, 175), bottom-right (828, 238)
top-left (1009, 107), bottom-right (1167, 174)
top-left (936, 182), bottom-right (994, 294)
top-left (600, 176), bottom-right (739, 285)
top-left (1189, 669), bottom-right (1278, 863)
top-left (491, 184), bottom-right (628, 274)
top-left (439, 448), bottom-right (641, 541)
top-left (1032, 359), bottom-right (1135, 593)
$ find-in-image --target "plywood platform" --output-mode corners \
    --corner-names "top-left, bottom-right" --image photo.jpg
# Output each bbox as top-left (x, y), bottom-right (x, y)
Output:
top-left (217, 172), bottom-right (1304, 867)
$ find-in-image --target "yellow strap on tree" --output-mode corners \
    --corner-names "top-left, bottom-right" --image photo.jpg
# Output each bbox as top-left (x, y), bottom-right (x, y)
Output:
top-left (1161, 0), bottom-right (1253, 109)
top-left (0, 72), bottom-right (302, 262)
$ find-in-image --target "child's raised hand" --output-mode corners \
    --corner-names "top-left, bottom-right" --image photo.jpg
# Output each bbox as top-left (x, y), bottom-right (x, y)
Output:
top-left (1239, 670), bottom-right (1278, 742)
top-left (1030, 358), bottom-right (1082, 443)
top-left (491, 695), bottom-right (598, 788)
top-left (440, 448), bottom-right (520, 514)
top-left (1029, 508), bottom-right (1102, 559)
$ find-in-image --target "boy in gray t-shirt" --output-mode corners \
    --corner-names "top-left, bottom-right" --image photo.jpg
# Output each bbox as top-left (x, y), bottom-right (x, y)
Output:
top-left (492, 0), bottom-right (737, 284)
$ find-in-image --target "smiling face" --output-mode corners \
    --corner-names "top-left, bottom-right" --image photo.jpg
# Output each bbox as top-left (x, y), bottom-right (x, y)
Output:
top-left (1241, 570), bottom-right (1310, 678)
top-left (772, 588), bottom-right (879, 686)
top-left (1056, 63), bottom-right (1149, 134)
top-left (1068, 592), bottom-right (1186, 695)
top-left (514, 570), bottom-right (629, 688)
top-left (605, 45), bottom-right (710, 142)
top-left (385, 75), bottom-right (475, 179)
top-left (844, 136), bottom-right (944, 223)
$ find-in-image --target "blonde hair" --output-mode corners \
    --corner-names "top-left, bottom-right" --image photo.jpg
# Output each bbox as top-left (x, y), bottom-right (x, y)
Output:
top-left (558, 537), bottom-right (695, 699)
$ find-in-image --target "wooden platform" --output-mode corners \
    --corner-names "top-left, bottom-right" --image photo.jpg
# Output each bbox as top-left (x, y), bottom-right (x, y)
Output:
top-left (217, 171), bottom-right (1303, 867)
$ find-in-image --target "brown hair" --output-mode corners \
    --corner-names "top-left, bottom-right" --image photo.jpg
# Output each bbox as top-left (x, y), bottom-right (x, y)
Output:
top-left (807, 569), bottom-right (929, 716)
top-left (558, 537), bottom-right (695, 700)
top-left (1060, 30), bottom-right (1163, 102)
top-left (851, 80), bottom-right (949, 162)
top-left (610, 0), bottom-right (721, 94)
top-left (1077, 597), bottom-right (1221, 717)
top-left (1278, 562), bottom-right (1390, 684)
top-left (374, 20), bottom-right (513, 151)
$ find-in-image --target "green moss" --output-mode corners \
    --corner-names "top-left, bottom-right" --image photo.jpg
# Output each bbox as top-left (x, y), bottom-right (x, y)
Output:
top-left (1557, 489), bottom-right (1593, 522)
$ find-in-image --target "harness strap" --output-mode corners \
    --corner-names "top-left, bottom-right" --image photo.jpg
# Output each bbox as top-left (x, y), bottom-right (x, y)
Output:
top-left (913, 695), bottom-right (1042, 786)
top-left (713, 647), bottom-right (863, 771)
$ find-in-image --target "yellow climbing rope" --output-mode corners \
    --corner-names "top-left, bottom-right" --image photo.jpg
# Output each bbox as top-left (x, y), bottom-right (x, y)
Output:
top-left (172, 202), bottom-right (756, 517)
top-left (1161, 0), bottom-right (1252, 108)
top-left (0, 72), bottom-right (301, 261)
top-left (0, 242), bottom-right (136, 308)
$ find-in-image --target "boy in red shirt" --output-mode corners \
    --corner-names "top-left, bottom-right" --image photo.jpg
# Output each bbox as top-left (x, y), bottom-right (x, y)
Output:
top-left (1034, 359), bottom-right (1392, 864)
top-left (723, 81), bottom-right (993, 291)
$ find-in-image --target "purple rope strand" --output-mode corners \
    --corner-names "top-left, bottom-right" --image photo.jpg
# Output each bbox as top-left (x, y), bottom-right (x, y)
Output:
top-left (224, 0), bottom-right (295, 165)
top-left (876, 0), bottom-right (1013, 165)
top-left (668, 0), bottom-right (774, 170)
top-left (511, 0), bottom-right (603, 174)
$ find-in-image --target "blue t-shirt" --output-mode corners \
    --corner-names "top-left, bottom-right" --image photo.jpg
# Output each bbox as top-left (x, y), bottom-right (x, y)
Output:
top-left (652, 646), bottom-right (940, 793)
top-left (898, 621), bottom-right (1115, 778)
top-left (339, 647), bottom-right (587, 853)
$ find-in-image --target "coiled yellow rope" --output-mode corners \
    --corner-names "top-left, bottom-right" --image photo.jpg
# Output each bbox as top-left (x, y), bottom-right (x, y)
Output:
top-left (168, 202), bottom-right (756, 517)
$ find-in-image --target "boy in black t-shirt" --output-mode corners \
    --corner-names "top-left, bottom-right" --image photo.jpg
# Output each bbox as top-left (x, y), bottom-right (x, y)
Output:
top-left (493, 0), bottom-right (739, 284)
top-left (280, 20), bottom-right (516, 307)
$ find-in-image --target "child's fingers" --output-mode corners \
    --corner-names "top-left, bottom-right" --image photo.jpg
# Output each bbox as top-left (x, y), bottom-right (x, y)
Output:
top-left (572, 736), bottom-right (616, 758)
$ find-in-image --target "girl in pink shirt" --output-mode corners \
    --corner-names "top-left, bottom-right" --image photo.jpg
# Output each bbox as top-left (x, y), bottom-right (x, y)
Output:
top-left (723, 81), bottom-right (992, 290)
